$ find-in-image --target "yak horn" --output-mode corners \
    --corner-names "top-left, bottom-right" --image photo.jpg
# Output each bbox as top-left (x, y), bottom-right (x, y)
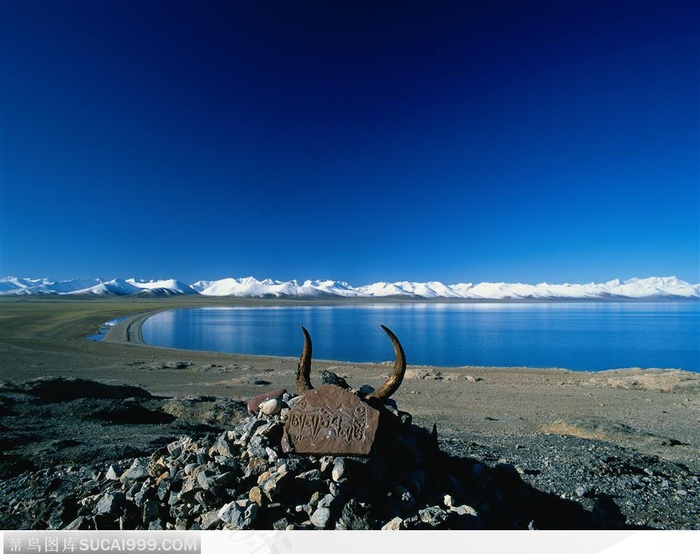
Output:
top-left (296, 326), bottom-right (314, 394)
top-left (366, 325), bottom-right (406, 402)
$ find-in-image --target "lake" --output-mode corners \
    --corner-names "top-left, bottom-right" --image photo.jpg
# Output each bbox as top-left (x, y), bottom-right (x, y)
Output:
top-left (140, 302), bottom-right (700, 372)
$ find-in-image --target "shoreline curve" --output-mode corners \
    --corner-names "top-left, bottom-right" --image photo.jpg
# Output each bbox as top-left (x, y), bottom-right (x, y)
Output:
top-left (103, 310), bottom-right (160, 346)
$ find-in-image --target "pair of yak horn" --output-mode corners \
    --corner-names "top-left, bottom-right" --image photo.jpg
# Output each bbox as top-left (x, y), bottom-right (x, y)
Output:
top-left (295, 325), bottom-right (406, 402)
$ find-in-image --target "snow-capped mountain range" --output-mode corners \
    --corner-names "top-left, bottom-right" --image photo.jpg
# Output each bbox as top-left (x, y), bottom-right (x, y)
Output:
top-left (1, 276), bottom-right (698, 300)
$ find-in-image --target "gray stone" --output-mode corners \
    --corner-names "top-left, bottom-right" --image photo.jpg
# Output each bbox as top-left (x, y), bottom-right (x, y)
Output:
top-left (142, 499), bottom-right (160, 522)
top-left (120, 458), bottom-right (150, 482)
top-left (133, 481), bottom-right (151, 507)
top-left (310, 507), bottom-right (332, 529)
top-left (209, 471), bottom-right (236, 489)
top-left (208, 435), bottom-right (236, 458)
top-left (156, 480), bottom-right (170, 501)
top-left (260, 471), bottom-right (288, 501)
top-left (95, 492), bottom-right (126, 516)
top-left (200, 509), bottom-right (221, 530)
top-left (419, 505), bottom-right (448, 527)
top-left (320, 371), bottom-right (350, 389)
top-left (234, 418), bottom-right (265, 444)
top-left (329, 481), bottom-right (343, 497)
top-left (308, 491), bottom-right (322, 506)
top-left (273, 518), bottom-right (290, 530)
top-left (286, 395), bottom-right (302, 408)
top-left (125, 481), bottom-right (141, 500)
top-left (197, 470), bottom-right (216, 490)
top-left (167, 437), bottom-right (194, 459)
top-left (297, 469), bottom-right (322, 481)
top-left (244, 457), bottom-right (269, 479)
top-left (184, 463), bottom-right (199, 475)
top-left (247, 435), bottom-right (268, 459)
top-left (218, 500), bottom-right (258, 529)
top-left (336, 498), bottom-right (373, 530)
top-left (255, 421), bottom-right (284, 439)
top-left (180, 467), bottom-right (205, 494)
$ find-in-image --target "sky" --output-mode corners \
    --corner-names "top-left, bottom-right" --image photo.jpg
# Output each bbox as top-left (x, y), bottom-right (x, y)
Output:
top-left (1, 0), bottom-right (699, 286)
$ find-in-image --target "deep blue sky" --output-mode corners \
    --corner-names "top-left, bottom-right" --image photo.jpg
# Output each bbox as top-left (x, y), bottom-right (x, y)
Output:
top-left (2, 1), bottom-right (698, 285)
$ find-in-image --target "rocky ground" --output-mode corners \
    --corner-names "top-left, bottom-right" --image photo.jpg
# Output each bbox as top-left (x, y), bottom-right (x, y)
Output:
top-left (1, 376), bottom-right (698, 530)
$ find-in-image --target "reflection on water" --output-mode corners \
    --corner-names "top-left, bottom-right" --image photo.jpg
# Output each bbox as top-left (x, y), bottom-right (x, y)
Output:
top-left (140, 302), bottom-right (700, 372)
top-left (87, 316), bottom-right (128, 341)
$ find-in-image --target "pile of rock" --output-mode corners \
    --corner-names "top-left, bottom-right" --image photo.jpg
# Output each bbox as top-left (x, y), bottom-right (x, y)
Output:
top-left (16, 388), bottom-right (627, 531)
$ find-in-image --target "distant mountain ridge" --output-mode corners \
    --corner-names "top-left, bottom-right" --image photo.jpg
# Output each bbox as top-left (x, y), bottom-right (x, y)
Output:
top-left (1, 276), bottom-right (698, 300)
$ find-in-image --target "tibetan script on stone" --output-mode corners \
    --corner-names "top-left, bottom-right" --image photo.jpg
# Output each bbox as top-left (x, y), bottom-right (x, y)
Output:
top-left (282, 384), bottom-right (380, 456)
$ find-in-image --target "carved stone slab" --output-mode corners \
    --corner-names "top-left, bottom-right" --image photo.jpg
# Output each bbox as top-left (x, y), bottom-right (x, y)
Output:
top-left (282, 384), bottom-right (380, 456)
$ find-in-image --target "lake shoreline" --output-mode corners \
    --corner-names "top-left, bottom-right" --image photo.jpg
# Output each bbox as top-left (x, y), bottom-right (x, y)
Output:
top-left (114, 300), bottom-right (699, 373)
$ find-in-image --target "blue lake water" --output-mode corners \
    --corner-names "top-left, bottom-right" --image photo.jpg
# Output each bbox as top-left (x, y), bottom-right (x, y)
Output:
top-left (140, 302), bottom-right (700, 372)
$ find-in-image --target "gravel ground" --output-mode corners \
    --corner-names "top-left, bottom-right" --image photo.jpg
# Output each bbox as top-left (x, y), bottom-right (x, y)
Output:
top-left (1, 376), bottom-right (698, 530)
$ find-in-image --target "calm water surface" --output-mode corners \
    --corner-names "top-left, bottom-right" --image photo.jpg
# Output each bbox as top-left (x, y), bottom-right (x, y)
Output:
top-left (141, 302), bottom-right (700, 372)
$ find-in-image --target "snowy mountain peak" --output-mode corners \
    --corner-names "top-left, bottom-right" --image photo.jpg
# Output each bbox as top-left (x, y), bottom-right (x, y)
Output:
top-left (0, 276), bottom-right (698, 300)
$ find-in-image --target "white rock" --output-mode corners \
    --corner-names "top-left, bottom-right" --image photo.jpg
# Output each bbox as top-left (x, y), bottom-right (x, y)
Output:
top-left (261, 398), bottom-right (282, 415)
top-left (105, 464), bottom-right (121, 480)
top-left (331, 458), bottom-right (347, 482)
top-left (451, 504), bottom-right (479, 517)
top-left (382, 517), bottom-right (403, 530)
top-left (265, 447), bottom-right (278, 463)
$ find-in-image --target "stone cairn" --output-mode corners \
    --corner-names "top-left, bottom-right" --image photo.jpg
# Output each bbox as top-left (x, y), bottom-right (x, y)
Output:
top-left (53, 327), bottom-right (610, 530)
